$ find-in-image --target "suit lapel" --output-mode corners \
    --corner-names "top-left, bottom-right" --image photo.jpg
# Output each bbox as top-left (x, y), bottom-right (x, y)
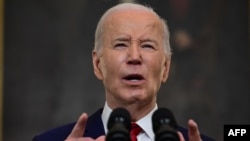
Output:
top-left (84, 108), bottom-right (105, 139)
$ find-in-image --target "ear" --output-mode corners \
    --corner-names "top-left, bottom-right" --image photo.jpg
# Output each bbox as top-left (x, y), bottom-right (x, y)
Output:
top-left (162, 57), bottom-right (171, 83)
top-left (92, 51), bottom-right (103, 80)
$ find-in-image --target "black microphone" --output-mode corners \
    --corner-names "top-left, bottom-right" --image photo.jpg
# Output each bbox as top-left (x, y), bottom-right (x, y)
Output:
top-left (106, 107), bottom-right (131, 141)
top-left (152, 107), bottom-right (180, 141)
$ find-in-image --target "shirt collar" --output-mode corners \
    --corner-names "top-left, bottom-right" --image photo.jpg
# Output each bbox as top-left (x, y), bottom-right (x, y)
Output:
top-left (101, 102), bottom-right (157, 141)
top-left (136, 105), bottom-right (157, 141)
top-left (101, 102), bottom-right (112, 134)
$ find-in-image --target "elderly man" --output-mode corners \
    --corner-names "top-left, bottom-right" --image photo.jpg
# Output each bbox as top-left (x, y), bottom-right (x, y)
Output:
top-left (33, 3), bottom-right (214, 141)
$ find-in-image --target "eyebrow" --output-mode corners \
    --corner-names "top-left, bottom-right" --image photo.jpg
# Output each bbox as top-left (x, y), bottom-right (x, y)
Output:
top-left (114, 36), bottom-right (157, 42)
top-left (139, 38), bottom-right (158, 45)
top-left (113, 36), bottom-right (131, 42)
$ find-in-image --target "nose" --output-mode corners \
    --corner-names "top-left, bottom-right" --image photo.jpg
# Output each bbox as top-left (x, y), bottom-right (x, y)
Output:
top-left (127, 44), bottom-right (142, 65)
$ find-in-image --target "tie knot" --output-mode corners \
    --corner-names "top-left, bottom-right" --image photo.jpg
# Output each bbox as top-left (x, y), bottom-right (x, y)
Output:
top-left (130, 122), bottom-right (142, 141)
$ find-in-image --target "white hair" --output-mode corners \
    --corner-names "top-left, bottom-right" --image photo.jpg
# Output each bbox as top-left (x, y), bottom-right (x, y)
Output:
top-left (93, 3), bottom-right (172, 58)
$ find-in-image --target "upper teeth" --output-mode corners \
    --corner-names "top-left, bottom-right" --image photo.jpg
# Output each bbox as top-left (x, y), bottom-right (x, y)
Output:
top-left (130, 79), bottom-right (139, 81)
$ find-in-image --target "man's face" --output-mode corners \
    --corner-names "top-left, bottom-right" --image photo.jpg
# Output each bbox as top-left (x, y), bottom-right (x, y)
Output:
top-left (93, 10), bottom-right (171, 108)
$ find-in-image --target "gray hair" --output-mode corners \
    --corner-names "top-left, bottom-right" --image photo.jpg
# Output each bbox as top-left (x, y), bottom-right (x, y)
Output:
top-left (93, 3), bottom-right (172, 58)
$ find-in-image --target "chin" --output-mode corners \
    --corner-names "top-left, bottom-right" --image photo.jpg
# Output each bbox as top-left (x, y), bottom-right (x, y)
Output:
top-left (128, 93), bottom-right (148, 102)
top-left (118, 89), bottom-right (148, 101)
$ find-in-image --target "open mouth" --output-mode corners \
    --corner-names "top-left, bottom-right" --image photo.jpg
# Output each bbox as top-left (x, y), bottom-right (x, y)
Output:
top-left (123, 74), bottom-right (144, 81)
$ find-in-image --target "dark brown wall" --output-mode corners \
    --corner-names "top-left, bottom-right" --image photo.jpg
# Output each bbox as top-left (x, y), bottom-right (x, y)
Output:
top-left (4, 0), bottom-right (250, 141)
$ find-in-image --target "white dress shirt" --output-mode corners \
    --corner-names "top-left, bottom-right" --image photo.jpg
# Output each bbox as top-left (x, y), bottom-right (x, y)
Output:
top-left (101, 102), bottom-right (157, 141)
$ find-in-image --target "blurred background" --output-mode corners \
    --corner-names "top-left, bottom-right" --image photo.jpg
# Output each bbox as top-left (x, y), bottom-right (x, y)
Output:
top-left (3, 0), bottom-right (250, 141)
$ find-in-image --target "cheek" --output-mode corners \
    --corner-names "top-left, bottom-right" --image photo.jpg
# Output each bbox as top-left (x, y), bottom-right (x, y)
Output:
top-left (101, 53), bottom-right (125, 78)
top-left (147, 56), bottom-right (166, 80)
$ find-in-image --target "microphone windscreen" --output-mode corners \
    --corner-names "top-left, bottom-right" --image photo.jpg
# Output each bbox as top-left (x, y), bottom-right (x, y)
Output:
top-left (152, 107), bottom-right (177, 133)
top-left (107, 107), bottom-right (131, 131)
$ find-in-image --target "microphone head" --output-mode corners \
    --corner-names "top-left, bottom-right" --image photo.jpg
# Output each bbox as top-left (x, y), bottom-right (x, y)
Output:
top-left (106, 107), bottom-right (131, 141)
top-left (107, 107), bottom-right (131, 130)
top-left (152, 107), bottom-right (179, 141)
top-left (152, 107), bottom-right (177, 132)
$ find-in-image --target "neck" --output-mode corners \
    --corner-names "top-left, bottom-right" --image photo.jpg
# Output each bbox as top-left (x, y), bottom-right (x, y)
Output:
top-left (107, 99), bottom-right (156, 121)
top-left (126, 102), bottom-right (156, 121)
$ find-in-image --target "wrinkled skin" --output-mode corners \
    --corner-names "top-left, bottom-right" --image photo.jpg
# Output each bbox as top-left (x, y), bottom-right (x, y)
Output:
top-left (66, 5), bottom-right (202, 141)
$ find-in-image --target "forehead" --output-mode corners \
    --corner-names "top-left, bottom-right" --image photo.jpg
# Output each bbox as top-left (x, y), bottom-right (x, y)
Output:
top-left (103, 9), bottom-right (163, 38)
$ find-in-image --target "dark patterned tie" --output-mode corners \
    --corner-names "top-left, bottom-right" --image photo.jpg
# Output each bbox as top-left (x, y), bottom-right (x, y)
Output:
top-left (130, 122), bottom-right (142, 141)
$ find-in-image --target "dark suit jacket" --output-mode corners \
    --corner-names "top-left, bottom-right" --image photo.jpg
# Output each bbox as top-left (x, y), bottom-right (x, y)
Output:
top-left (33, 108), bottom-right (214, 141)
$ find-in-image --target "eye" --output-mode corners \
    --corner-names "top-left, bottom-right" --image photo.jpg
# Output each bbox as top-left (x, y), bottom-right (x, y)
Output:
top-left (141, 44), bottom-right (156, 50)
top-left (114, 43), bottom-right (128, 48)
